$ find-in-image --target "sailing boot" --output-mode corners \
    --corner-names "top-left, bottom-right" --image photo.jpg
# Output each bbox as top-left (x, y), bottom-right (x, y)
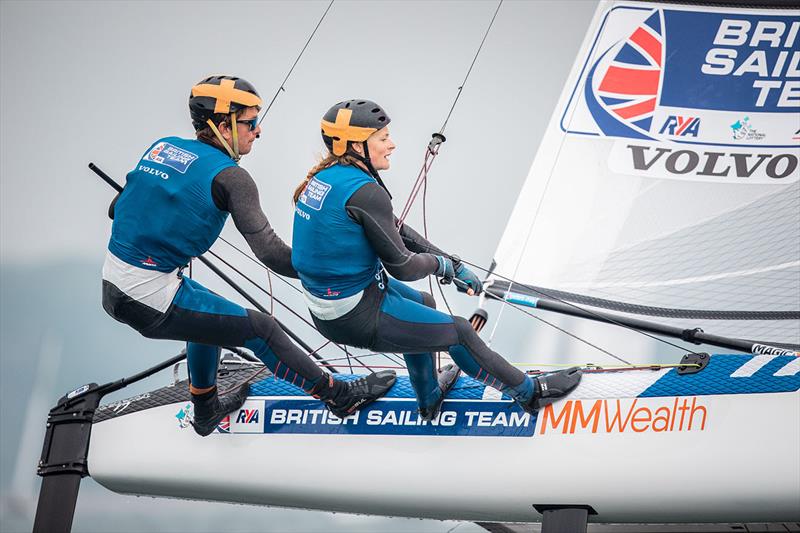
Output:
top-left (314, 370), bottom-right (397, 418)
top-left (190, 383), bottom-right (250, 437)
top-left (418, 364), bottom-right (461, 421)
top-left (519, 367), bottom-right (582, 415)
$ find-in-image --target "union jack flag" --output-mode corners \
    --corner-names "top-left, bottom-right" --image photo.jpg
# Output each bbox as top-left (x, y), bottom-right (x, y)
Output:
top-left (596, 11), bottom-right (663, 132)
top-left (216, 415), bottom-right (231, 433)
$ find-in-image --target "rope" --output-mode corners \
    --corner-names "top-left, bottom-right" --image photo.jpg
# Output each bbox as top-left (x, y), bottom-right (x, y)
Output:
top-left (482, 290), bottom-right (633, 366)
top-left (257, 0), bottom-right (335, 126)
top-left (396, 0), bottom-right (503, 226)
top-left (205, 248), bottom-right (377, 373)
top-left (438, 0), bottom-right (503, 136)
top-left (467, 258), bottom-right (707, 361)
top-left (209, 240), bottom-right (408, 370)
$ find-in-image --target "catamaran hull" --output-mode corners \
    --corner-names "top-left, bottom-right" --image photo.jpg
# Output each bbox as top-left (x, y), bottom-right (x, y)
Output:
top-left (88, 357), bottom-right (800, 523)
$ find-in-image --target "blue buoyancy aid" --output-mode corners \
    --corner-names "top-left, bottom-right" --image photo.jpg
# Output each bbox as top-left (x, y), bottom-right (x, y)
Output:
top-left (108, 137), bottom-right (236, 272)
top-left (292, 164), bottom-right (381, 298)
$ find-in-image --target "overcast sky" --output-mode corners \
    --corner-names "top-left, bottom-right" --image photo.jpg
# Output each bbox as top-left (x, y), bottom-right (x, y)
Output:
top-left (0, 1), bottom-right (599, 531)
top-left (1, 0), bottom-right (597, 267)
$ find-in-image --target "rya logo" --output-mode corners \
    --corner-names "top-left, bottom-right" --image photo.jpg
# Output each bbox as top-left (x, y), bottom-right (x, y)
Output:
top-left (236, 408), bottom-right (260, 424)
top-left (658, 116), bottom-right (700, 137)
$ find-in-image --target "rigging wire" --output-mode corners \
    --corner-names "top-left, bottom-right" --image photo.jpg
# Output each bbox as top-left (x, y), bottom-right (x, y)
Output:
top-left (437, 0), bottom-right (503, 136)
top-left (481, 290), bottom-right (632, 366)
top-left (396, 0), bottom-right (503, 226)
top-left (203, 247), bottom-right (707, 379)
top-left (485, 17), bottom-right (595, 349)
top-left (218, 219), bottom-right (692, 371)
top-left (396, 1), bottom-right (505, 327)
top-left (207, 248), bottom-right (365, 373)
top-left (461, 258), bottom-right (706, 360)
top-left (207, 243), bottom-right (408, 370)
top-left (257, 0), bottom-right (335, 127)
top-left (208, 1), bottom-right (701, 371)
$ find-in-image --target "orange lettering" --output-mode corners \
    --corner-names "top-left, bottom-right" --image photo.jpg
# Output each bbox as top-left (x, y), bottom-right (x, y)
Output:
top-left (688, 397), bottom-right (707, 430)
top-left (569, 400), bottom-right (602, 433)
top-left (604, 398), bottom-right (637, 432)
top-left (669, 398), bottom-right (678, 431)
top-left (678, 398), bottom-right (690, 431)
top-left (631, 406), bottom-right (653, 432)
top-left (539, 401), bottom-right (572, 434)
top-left (652, 406), bottom-right (671, 432)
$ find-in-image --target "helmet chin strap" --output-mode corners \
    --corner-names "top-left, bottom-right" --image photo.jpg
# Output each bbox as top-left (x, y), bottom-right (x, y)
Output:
top-left (350, 143), bottom-right (392, 199)
top-left (205, 112), bottom-right (241, 162)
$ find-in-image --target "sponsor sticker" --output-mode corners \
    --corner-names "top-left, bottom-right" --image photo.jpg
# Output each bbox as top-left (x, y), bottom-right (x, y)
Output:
top-left (560, 5), bottom-right (799, 148)
top-left (218, 398), bottom-right (536, 437)
top-left (96, 392), bottom-right (151, 415)
top-left (67, 384), bottom-right (91, 399)
top-left (175, 403), bottom-right (193, 429)
top-left (230, 400), bottom-right (264, 434)
top-left (143, 142), bottom-right (198, 174)
top-left (539, 397), bottom-right (709, 435)
top-left (730, 116), bottom-right (765, 141)
top-left (299, 178), bottom-right (331, 211)
top-left (608, 141), bottom-right (798, 183)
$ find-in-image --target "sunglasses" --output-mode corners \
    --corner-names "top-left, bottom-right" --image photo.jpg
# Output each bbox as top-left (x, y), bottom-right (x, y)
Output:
top-left (235, 116), bottom-right (259, 131)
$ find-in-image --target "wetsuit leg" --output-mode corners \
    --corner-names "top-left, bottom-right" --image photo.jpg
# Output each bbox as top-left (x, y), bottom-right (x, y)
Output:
top-left (384, 280), bottom-right (440, 408)
top-left (142, 277), bottom-right (325, 392)
top-left (186, 343), bottom-right (221, 389)
top-left (372, 282), bottom-right (535, 402)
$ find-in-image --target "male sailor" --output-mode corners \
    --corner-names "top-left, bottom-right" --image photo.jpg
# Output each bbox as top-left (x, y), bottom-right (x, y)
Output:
top-left (102, 77), bottom-right (395, 436)
top-left (291, 99), bottom-right (582, 419)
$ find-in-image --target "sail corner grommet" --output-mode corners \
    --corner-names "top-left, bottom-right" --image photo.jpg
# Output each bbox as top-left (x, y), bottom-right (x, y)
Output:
top-left (677, 352), bottom-right (710, 375)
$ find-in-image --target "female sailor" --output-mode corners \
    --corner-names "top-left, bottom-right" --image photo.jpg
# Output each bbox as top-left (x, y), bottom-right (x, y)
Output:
top-left (102, 78), bottom-right (395, 436)
top-left (292, 99), bottom-right (581, 420)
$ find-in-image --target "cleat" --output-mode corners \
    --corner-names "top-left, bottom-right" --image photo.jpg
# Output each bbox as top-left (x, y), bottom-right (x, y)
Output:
top-left (191, 383), bottom-right (250, 437)
top-left (323, 370), bottom-right (396, 419)
top-left (418, 364), bottom-right (461, 421)
top-left (519, 367), bottom-right (582, 415)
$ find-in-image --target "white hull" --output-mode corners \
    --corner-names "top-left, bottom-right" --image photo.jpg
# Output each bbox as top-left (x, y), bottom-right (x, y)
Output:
top-left (88, 360), bottom-right (800, 523)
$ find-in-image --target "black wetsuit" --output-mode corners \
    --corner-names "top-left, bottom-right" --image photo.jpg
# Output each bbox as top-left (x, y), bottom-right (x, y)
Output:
top-left (103, 137), bottom-right (325, 392)
top-left (292, 164), bottom-right (536, 409)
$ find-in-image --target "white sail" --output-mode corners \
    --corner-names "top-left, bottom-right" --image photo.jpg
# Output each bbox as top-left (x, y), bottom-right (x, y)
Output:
top-left (491, 0), bottom-right (800, 347)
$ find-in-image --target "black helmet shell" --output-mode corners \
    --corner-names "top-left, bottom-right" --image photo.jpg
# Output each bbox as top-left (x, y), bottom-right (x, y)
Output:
top-left (190, 75), bottom-right (262, 131)
top-left (321, 99), bottom-right (391, 156)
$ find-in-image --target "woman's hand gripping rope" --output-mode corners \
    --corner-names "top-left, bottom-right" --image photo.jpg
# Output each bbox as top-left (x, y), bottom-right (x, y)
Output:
top-left (434, 255), bottom-right (483, 296)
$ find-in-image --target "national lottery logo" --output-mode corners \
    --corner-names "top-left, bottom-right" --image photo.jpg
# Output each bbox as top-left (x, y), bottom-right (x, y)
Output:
top-left (730, 116), bottom-right (765, 141)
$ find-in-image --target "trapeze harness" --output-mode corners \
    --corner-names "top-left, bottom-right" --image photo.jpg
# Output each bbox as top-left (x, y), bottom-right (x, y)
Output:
top-left (102, 136), bottom-right (325, 392)
top-left (291, 163), bottom-right (537, 408)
